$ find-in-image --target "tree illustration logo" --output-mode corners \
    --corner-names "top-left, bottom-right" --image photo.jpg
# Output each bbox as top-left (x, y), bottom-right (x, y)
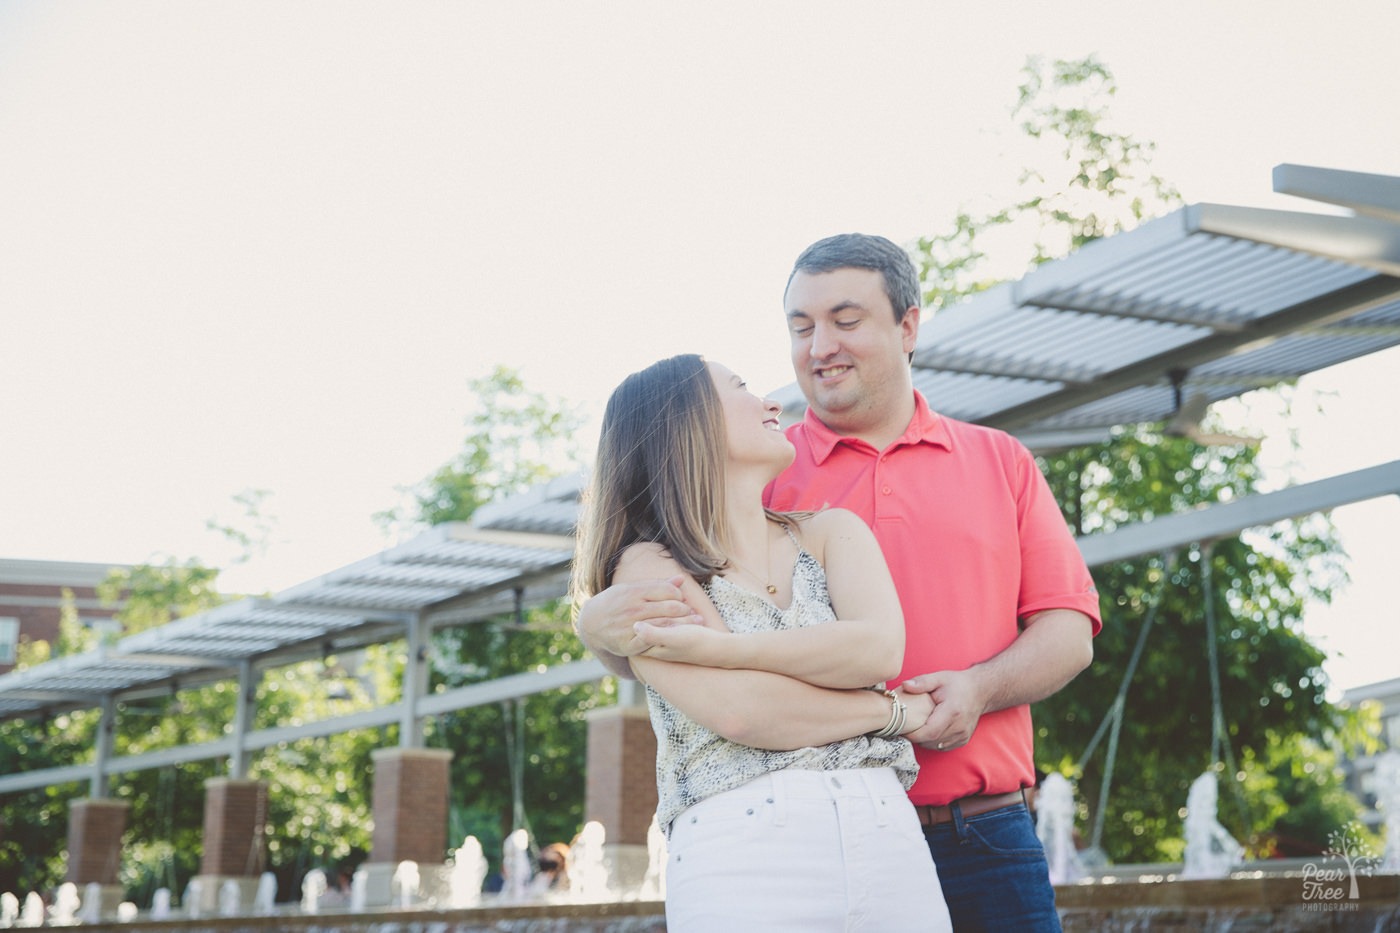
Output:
top-left (1301, 823), bottom-right (1379, 910)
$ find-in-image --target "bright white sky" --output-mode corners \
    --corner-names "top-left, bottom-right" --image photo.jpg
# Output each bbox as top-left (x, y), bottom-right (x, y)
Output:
top-left (1, 2), bottom-right (1397, 692)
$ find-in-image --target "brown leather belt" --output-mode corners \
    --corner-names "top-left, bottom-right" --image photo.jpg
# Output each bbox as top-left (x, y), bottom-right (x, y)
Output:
top-left (915, 790), bottom-right (1027, 827)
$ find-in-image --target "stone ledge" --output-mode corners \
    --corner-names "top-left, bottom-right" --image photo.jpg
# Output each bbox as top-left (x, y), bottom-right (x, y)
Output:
top-left (1056, 872), bottom-right (1400, 910)
top-left (63, 899), bottom-right (668, 933)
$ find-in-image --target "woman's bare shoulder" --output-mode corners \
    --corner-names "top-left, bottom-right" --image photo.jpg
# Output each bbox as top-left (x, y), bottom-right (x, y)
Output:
top-left (793, 507), bottom-right (868, 543)
top-left (613, 541), bottom-right (685, 582)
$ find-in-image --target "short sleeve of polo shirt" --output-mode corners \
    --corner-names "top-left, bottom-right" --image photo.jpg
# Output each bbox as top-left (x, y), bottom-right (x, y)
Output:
top-left (1006, 438), bottom-right (1102, 632)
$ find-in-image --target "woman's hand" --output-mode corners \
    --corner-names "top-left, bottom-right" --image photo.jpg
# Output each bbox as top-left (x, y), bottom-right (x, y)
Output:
top-left (896, 687), bottom-right (935, 737)
top-left (630, 621), bottom-right (736, 668)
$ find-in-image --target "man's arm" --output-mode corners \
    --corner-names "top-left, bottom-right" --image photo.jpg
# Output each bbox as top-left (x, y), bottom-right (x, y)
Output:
top-left (901, 609), bottom-right (1093, 750)
top-left (573, 576), bottom-right (703, 679)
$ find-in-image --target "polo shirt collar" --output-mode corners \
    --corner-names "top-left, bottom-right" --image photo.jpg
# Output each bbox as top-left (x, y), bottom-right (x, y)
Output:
top-left (801, 390), bottom-right (953, 464)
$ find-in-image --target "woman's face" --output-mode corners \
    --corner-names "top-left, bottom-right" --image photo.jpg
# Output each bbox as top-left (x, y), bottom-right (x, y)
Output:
top-left (706, 361), bottom-right (794, 472)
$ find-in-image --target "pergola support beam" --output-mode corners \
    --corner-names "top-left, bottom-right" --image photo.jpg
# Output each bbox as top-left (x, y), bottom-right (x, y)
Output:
top-left (1078, 460), bottom-right (1400, 566)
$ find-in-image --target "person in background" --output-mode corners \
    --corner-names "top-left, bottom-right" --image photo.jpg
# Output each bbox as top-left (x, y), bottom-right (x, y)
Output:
top-left (531, 842), bottom-right (571, 893)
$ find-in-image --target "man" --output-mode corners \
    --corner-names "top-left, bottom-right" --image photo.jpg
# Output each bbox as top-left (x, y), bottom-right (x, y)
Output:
top-left (577, 234), bottom-right (1100, 930)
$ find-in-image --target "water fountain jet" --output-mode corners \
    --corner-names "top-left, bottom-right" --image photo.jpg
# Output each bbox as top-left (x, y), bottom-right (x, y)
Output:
top-left (501, 829), bottom-right (533, 903)
top-left (300, 868), bottom-right (328, 914)
top-left (1181, 771), bottom-right (1243, 879)
top-left (1036, 772), bottom-right (1084, 884)
top-left (571, 821), bottom-right (609, 902)
top-left (391, 861), bottom-right (420, 908)
top-left (448, 835), bottom-right (488, 908)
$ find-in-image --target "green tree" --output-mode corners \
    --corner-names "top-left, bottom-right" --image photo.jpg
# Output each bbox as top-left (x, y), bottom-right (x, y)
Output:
top-left (1035, 430), bottom-right (1360, 861)
top-left (0, 370), bottom-right (597, 896)
top-left (397, 366), bottom-right (602, 869)
top-left (0, 565), bottom-right (230, 897)
top-left (0, 597), bottom-right (96, 894)
top-left (428, 611), bottom-right (611, 866)
top-left (911, 56), bottom-right (1368, 863)
top-left (98, 558), bottom-right (224, 635)
top-left (103, 557), bottom-right (230, 903)
top-left (918, 56), bottom-right (1179, 314)
top-left (248, 648), bottom-right (394, 898)
top-left (389, 366), bottom-right (584, 528)
top-left (206, 488), bottom-right (276, 570)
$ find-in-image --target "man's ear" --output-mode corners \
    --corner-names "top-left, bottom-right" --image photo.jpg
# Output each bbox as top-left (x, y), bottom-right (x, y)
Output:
top-left (901, 306), bottom-right (921, 357)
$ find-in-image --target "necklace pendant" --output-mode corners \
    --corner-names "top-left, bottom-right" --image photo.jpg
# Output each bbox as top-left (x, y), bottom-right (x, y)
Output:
top-left (766, 584), bottom-right (777, 595)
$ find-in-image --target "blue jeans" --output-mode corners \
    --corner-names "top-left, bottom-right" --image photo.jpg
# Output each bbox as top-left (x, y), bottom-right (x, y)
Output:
top-left (921, 802), bottom-right (1061, 932)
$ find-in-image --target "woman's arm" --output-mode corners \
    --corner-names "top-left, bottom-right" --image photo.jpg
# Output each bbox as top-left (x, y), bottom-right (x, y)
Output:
top-left (636, 655), bottom-right (929, 751)
top-left (616, 541), bottom-right (926, 750)
top-left (625, 510), bottom-right (905, 688)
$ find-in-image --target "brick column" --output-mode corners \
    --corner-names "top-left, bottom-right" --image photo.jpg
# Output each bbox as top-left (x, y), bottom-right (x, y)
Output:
top-left (351, 748), bottom-right (453, 908)
top-left (65, 798), bottom-right (129, 885)
top-left (185, 778), bottom-right (269, 915)
top-left (585, 704), bottom-right (657, 846)
top-left (200, 778), bottom-right (268, 876)
top-left (584, 704), bottom-right (657, 894)
top-left (369, 747), bottom-right (452, 865)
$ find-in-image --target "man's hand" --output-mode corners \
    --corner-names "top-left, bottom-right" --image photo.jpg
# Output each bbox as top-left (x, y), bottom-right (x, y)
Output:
top-left (899, 610), bottom-right (1094, 750)
top-left (894, 687), bottom-right (934, 736)
top-left (575, 577), bottom-right (704, 677)
top-left (899, 669), bottom-right (991, 751)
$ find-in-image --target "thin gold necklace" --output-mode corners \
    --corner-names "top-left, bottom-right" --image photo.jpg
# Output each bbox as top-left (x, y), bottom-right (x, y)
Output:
top-left (729, 520), bottom-right (778, 595)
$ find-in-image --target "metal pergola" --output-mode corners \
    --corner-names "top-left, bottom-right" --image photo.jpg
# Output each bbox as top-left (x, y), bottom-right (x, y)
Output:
top-left (776, 164), bottom-right (1400, 448)
top-left (2, 163), bottom-right (1399, 798)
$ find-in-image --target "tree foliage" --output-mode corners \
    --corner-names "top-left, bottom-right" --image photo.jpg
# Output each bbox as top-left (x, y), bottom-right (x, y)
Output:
top-left (98, 558), bottom-right (225, 635)
top-left (427, 610), bottom-right (614, 868)
top-left (390, 366), bottom-right (585, 529)
top-left (248, 649), bottom-right (394, 899)
top-left (403, 367), bottom-right (600, 869)
top-left (917, 56), bottom-right (1179, 314)
top-left (1035, 429), bottom-right (1360, 861)
top-left (0, 566), bottom-right (230, 897)
top-left (911, 56), bottom-right (1369, 863)
top-left (0, 601), bottom-right (96, 893)
top-left (0, 368), bottom-right (594, 898)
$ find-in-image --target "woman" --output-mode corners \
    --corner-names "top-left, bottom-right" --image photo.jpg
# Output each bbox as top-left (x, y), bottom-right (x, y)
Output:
top-left (573, 354), bottom-right (951, 932)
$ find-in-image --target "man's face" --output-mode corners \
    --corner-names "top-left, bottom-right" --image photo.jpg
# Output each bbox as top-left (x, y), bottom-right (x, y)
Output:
top-left (784, 267), bottom-right (919, 437)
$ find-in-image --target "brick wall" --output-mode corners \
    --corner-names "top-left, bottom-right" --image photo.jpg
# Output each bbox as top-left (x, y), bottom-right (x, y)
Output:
top-left (0, 558), bottom-right (127, 674)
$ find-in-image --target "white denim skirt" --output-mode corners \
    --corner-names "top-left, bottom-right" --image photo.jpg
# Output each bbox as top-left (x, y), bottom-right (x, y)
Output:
top-left (663, 767), bottom-right (952, 933)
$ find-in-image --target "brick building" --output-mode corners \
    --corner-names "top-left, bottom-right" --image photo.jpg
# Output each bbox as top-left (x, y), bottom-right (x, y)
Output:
top-left (0, 558), bottom-right (129, 672)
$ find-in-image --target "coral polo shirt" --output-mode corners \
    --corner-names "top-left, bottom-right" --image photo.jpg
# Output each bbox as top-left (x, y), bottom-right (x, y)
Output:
top-left (765, 391), bottom-right (1102, 806)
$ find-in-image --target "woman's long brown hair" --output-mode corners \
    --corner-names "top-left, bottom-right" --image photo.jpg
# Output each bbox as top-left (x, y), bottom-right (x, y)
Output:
top-left (573, 354), bottom-right (731, 604)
